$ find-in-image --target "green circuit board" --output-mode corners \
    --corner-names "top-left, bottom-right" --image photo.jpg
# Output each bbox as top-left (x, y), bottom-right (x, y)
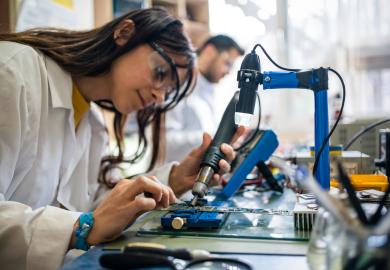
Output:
top-left (137, 189), bottom-right (310, 241)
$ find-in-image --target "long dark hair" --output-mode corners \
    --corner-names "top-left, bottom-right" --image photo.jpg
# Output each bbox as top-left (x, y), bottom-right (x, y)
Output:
top-left (0, 7), bottom-right (196, 186)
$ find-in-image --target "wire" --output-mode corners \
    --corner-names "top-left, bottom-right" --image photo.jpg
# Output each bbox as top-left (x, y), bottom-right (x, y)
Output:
top-left (234, 93), bottom-right (261, 151)
top-left (252, 44), bottom-right (300, 72)
top-left (252, 43), bottom-right (346, 177)
top-left (344, 118), bottom-right (390, 150)
top-left (312, 68), bottom-right (346, 176)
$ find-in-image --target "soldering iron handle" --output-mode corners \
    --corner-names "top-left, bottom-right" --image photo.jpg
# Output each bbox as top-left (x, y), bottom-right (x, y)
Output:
top-left (200, 92), bottom-right (239, 171)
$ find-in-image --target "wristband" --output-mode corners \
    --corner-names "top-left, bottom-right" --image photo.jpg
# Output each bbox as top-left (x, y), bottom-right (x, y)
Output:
top-left (75, 212), bottom-right (94, 250)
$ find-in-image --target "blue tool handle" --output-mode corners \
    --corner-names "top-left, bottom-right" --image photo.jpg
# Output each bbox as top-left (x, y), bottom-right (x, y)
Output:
top-left (200, 92), bottom-right (239, 172)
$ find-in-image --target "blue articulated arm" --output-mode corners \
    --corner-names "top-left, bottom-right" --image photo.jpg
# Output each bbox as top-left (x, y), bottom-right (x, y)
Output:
top-left (221, 129), bottom-right (279, 198)
top-left (261, 69), bottom-right (330, 189)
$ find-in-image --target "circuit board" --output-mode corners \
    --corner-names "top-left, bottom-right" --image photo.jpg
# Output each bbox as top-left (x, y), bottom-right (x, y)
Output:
top-left (138, 189), bottom-right (310, 241)
top-left (161, 209), bottom-right (228, 230)
top-left (161, 203), bottom-right (293, 215)
top-left (160, 203), bottom-right (293, 230)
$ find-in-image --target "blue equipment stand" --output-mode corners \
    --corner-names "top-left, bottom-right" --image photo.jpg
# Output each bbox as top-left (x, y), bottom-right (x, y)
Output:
top-left (262, 70), bottom-right (330, 189)
top-left (221, 129), bottom-right (279, 198)
top-left (162, 68), bottom-right (332, 230)
top-left (314, 90), bottom-right (330, 189)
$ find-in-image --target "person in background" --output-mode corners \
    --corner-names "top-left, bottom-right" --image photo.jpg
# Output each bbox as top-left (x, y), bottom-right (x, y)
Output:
top-left (0, 8), bottom-right (240, 270)
top-left (165, 35), bottom-right (244, 163)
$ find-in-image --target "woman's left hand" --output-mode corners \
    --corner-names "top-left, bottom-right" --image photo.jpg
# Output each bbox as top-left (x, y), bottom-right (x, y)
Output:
top-left (168, 127), bottom-right (245, 197)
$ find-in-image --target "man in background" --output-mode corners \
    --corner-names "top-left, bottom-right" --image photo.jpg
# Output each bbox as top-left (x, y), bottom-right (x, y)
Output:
top-left (165, 35), bottom-right (244, 162)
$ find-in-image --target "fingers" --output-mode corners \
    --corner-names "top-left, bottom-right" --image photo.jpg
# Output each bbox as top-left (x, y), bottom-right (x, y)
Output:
top-left (201, 132), bottom-right (212, 150)
top-left (149, 176), bottom-right (176, 207)
top-left (168, 187), bottom-right (177, 204)
top-left (189, 132), bottom-right (212, 157)
top-left (160, 185), bottom-right (170, 208)
top-left (132, 196), bottom-right (157, 212)
top-left (209, 174), bottom-right (222, 187)
top-left (220, 143), bottom-right (236, 162)
top-left (127, 176), bottom-right (163, 202)
top-left (232, 126), bottom-right (247, 144)
top-left (219, 159), bottom-right (231, 174)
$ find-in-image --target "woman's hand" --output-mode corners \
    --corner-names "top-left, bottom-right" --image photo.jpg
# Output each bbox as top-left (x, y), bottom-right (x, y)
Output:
top-left (71, 176), bottom-right (176, 247)
top-left (169, 127), bottom-right (245, 197)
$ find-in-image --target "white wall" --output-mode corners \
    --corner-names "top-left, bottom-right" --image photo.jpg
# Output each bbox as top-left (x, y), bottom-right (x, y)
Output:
top-left (16, 0), bottom-right (94, 31)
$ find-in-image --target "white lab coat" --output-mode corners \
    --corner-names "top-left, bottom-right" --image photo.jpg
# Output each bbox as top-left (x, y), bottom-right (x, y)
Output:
top-left (0, 42), bottom-right (172, 270)
top-left (165, 73), bottom-right (219, 162)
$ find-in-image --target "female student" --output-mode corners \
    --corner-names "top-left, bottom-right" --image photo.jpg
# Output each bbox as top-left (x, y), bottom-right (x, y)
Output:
top-left (0, 8), bottom-right (237, 270)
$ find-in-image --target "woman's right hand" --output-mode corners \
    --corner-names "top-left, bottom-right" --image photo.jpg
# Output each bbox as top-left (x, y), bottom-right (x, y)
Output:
top-left (70, 176), bottom-right (176, 248)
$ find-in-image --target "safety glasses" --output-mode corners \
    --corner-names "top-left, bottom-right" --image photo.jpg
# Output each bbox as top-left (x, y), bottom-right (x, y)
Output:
top-left (148, 42), bottom-right (180, 107)
top-left (95, 43), bottom-right (191, 113)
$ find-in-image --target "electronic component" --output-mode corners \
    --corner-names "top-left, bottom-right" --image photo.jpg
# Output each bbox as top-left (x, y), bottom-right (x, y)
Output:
top-left (375, 128), bottom-right (390, 179)
top-left (293, 193), bottom-right (318, 231)
top-left (161, 203), bottom-right (292, 215)
top-left (293, 203), bottom-right (317, 231)
top-left (161, 210), bottom-right (227, 230)
top-left (332, 118), bottom-right (390, 160)
top-left (294, 150), bottom-right (374, 178)
top-left (310, 145), bottom-right (343, 157)
top-left (331, 174), bottom-right (388, 192)
top-left (161, 203), bottom-right (292, 231)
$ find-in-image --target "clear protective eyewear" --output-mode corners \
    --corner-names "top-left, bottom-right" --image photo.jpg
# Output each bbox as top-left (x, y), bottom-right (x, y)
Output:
top-left (148, 42), bottom-right (180, 107)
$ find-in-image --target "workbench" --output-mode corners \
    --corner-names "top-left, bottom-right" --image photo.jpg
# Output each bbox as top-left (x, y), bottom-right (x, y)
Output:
top-left (60, 189), bottom-right (310, 270)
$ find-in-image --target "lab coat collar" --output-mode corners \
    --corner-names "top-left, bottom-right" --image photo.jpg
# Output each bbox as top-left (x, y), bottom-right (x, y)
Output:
top-left (44, 56), bottom-right (73, 109)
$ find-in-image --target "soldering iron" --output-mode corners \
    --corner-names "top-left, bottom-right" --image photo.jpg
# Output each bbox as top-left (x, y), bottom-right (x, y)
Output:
top-left (190, 93), bottom-right (239, 206)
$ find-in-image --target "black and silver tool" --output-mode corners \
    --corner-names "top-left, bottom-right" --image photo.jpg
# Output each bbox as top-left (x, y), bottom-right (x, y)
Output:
top-left (100, 242), bottom-right (210, 269)
top-left (190, 93), bottom-right (239, 206)
top-left (256, 161), bottom-right (284, 193)
top-left (100, 242), bottom-right (253, 270)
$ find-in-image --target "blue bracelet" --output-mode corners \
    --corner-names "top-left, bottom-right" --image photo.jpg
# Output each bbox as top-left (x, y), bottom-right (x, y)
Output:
top-left (75, 212), bottom-right (94, 250)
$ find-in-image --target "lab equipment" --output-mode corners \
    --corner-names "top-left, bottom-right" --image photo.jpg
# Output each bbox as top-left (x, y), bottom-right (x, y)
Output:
top-left (190, 93), bottom-right (238, 205)
top-left (190, 43), bottom-right (346, 207)
top-left (161, 209), bottom-right (227, 230)
top-left (233, 44), bottom-right (346, 189)
top-left (162, 204), bottom-right (292, 216)
top-left (99, 242), bottom-right (253, 270)
top-left (221, 129), bottom-right (279, 198)
top-left (375, 128), bottom-right (390, 179)
top-left (181, 43), bottom-right (345, 232)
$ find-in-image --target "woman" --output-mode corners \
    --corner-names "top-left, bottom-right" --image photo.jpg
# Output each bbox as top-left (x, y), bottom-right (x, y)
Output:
top-left (0, 8), bottom-right (238, 270)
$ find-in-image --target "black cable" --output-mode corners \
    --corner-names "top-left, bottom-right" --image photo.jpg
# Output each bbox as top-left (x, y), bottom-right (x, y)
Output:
top-left (252, 44), bottom-right (300, 72)
top-left (343, 119), bottom-right (390, 223)
top-left (370, 184), bottom-right (390, 224)
top-left (234, 93), bottom-right (261, 151)
top-left (312, 68), bottom-right (345, 176)
top-left (344, 118), bottom-right (390, 150)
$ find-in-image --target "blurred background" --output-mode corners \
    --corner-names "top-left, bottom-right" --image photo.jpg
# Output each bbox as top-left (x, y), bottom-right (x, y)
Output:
top-left (2, 0), bottom-right (389, 159)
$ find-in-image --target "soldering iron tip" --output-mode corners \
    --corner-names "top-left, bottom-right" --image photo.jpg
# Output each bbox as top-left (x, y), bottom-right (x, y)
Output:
top-left (190, 196), bottom-right (198, 206)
